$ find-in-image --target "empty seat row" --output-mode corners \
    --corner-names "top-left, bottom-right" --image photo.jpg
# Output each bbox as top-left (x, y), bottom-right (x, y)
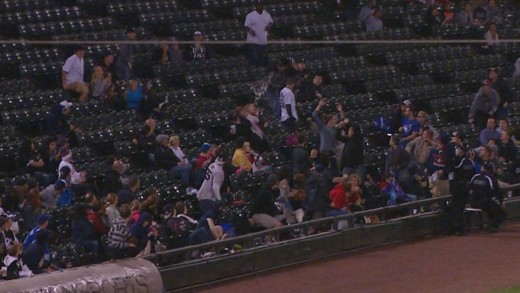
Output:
top-left (0, 106), bottom-right (50, 125)
top-left (139, 10), bottom-right (213, 26)
top-left (170, 19), bottom-right (241, 39)
top-left (330, 65), bottom-right (399, 83)
top-left (0, 0), bottom-right (54, 13)
top-left (307, 56), bottom-right (367, 73)
top-left (418, 54), bottom-right (508, 74)
top-left (0, 89), bottom-right (65, 111)
top-left (201, 0), bottom-right (286, 8)
top-left (0, 6), bottom-right (82, 25)
top-left (0, 47), bottom-right (62, 66)
top-left (364, 74), bottom-right (434, 93)
top-left (326, 27), bottom-right (414, 41)
top-left (395, 83), bottom-right (462, 102)
top-left (108, 0), bottom-right (181, 15)
top-left (294, 21), bottom-right (363, 39)
top-left (268, 47), bottom-right (339, 64)
top-left (185, 66), bottom-right (267, 87)
top-left (386, 45), bottom-right (473, 65)
top-left (154, 56), bottom-right (248, 76)
top-left (430, 94), bottom-right (474, 110)
top-left (233, 1), bottom-right (321, 19)
top-left (19, 17), bottom-right (119, 37)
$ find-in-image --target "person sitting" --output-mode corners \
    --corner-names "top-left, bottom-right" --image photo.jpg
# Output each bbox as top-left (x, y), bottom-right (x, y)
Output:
top-left (188, 204), bottom-right (226, 245)
top-left (479, 118), bottom-right (501, 146)
top-left (154, 134), bottom-right (191, 186)
top-left (90, 66), bottom-right (111, 100)
top-left (87, 201), bottom-right (109, 236)
top-left (326, 177), bottom-right (350, 217)
top-left (22, 230), bottom-right (52, 274)
top-left (3, 243), bottom-right (32, 280)
top-left (104, 193), bottom-right (120, 226)
top-left (249, 174), bottom-right (283, 229)
top-left (232, 137), bottom-right (253, 172)
top-left (71, 205), bottom-right (99, 257)
top-left (23, 214), bottom-right (49, 249)
top-left (159, 37), bottom-right (183, 64)
top-left (107, 204), bottom-right (138, 260)
top-left (129, 212), bottom-right (155, 254)
top-left (117, 175), bottom-right (140, 207)
top-left (366, 7), bottom-right (383, 32)
top-left (380, 172), bottom-right (417, 206)
top-left (40, 179), bottom-right (66, 209)
top-left (186, 31), bottom-right (210, 60)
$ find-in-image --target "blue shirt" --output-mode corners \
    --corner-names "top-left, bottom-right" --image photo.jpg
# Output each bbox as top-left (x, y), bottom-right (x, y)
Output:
top-left (126, 85), bottom-right (143, 110)
top-left (23, 226), bottom-right (41, 248)
top-left (402, 117), bottom-right (420, 138)
top-left (479, 128), bottom-right (501, 146)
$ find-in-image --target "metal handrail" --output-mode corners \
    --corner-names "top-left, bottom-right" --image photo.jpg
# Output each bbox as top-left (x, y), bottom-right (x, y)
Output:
top-left (146, 181), bottom-right (520, 268)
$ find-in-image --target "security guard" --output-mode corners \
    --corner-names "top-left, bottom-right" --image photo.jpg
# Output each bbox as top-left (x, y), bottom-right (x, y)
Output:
top-left (468, 161), bottom-right (506, 232)
top-left (449, 144), bottom-right (475, 235)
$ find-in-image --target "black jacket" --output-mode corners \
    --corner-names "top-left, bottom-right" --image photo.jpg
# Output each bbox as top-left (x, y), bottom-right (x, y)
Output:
top-left (154, 145), bottom-right (180, 170)
top-left (336, 124), bottom-right (365, 169)
top-left (250, 186), bottom-right (277, 216)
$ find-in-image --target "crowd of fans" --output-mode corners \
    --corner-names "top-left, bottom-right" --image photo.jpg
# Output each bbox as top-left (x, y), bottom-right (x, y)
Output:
top-left (1, 0), bottom-right (519, 280)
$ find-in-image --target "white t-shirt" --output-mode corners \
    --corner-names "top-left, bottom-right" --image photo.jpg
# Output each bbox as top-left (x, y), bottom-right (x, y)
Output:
top-left (62, 54), bottom-right (84, 85)
top-left (280, 87), bottom-right (297, 122)
top-left (244, 10), bottom-right (273, 45)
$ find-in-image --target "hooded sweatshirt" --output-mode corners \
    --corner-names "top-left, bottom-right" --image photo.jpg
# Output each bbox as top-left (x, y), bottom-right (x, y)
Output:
top-left (108, 217), bottom-right (131, 249)
top-left (468, 88), bottom-right (499, 118)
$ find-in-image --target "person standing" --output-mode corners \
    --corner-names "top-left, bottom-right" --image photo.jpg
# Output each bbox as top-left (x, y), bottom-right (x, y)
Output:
top-left (449, 144), bottom-right (475, 235)
top-left (468, 162), bottom-right (506, 232)
top-left (197, 154), bottom-right (227, 213)
top-left (62, 46), bottom-right (89, 102)
top-left (279, 78), bottom-right (298, 133)
top-left (244, 0), bottom-right (273, 66)
top-left (468, 79), bottom-right (499, 130)
top-left (488, 67), bottom-right (513, 119)
top-left (115, 28), bottom-right (136, 83)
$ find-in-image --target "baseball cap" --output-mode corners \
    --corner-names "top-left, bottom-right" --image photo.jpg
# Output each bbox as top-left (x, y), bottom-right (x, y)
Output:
top-left (54, 179), bottom-right (66, 189)
top-left (126, 27), bottom-right (136, 34)
top-left (194, 31), bottom-right (202, 36)
top-left (452, 131), bottom-right (465, 140)
top-left (488, 67), bottom-right (498, 73)
top-left (200, 143), bottom-right (212, 153)
top-left (37, 214), bottom-right (51, 225)
top-left (265, 174), bottom-right (277, 186)
top-left (59, 100), bottom-right (73, 110)
top-left (402, 100), bottom-right (412, 106)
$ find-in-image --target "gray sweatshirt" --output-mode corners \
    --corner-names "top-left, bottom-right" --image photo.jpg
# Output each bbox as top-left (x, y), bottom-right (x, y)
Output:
top-left (468, 88), bottom-right (499, 118)
top-left (312, 111), bottom-right (336, 154)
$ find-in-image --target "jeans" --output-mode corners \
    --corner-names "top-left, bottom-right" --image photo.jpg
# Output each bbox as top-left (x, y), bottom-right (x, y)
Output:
top-left (248, 44), bottom-right (268, 67)
top-left (198, 199), bottom-right (215, 213)
top-left (116, 61), bottom-right (131, 82)
top-left (266, 91), bottom-right (280, 119)
top-left (170, 165), bottom-right (191, 187)
top-left (342, 165), bottom-right (366, 183)
top-left (325, 209), bottom-right (349, 218)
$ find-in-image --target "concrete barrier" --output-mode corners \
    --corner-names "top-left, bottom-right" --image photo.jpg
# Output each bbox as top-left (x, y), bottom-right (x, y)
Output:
top-left (1, 258), bottom-right (163, 293)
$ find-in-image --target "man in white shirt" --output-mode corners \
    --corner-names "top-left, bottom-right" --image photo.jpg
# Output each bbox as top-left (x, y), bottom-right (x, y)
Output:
top-left (62, 46), bottom-right (89, 102)
top-left (244, 0), bottom-right (273, 66)
top-left (280, 78), bottom-right (298, 133)
top-left (197, 154), bottom-right (227, 213)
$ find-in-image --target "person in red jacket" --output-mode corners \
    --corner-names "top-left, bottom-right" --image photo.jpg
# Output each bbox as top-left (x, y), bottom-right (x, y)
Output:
top-left (87, 201), bottom-right (109, 236)
top-left (326, 178), bottom-right (350, 217)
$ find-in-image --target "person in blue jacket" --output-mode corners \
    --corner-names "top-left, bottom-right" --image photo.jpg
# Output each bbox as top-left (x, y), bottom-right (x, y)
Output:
top-left (23, 214), bottom-right (50, 249)
top-left (125, 80), bottom-right (143, 110)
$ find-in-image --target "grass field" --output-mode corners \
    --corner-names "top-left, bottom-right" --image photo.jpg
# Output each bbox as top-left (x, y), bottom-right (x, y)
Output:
top-left (491, 288), bottom-right (520, 293)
